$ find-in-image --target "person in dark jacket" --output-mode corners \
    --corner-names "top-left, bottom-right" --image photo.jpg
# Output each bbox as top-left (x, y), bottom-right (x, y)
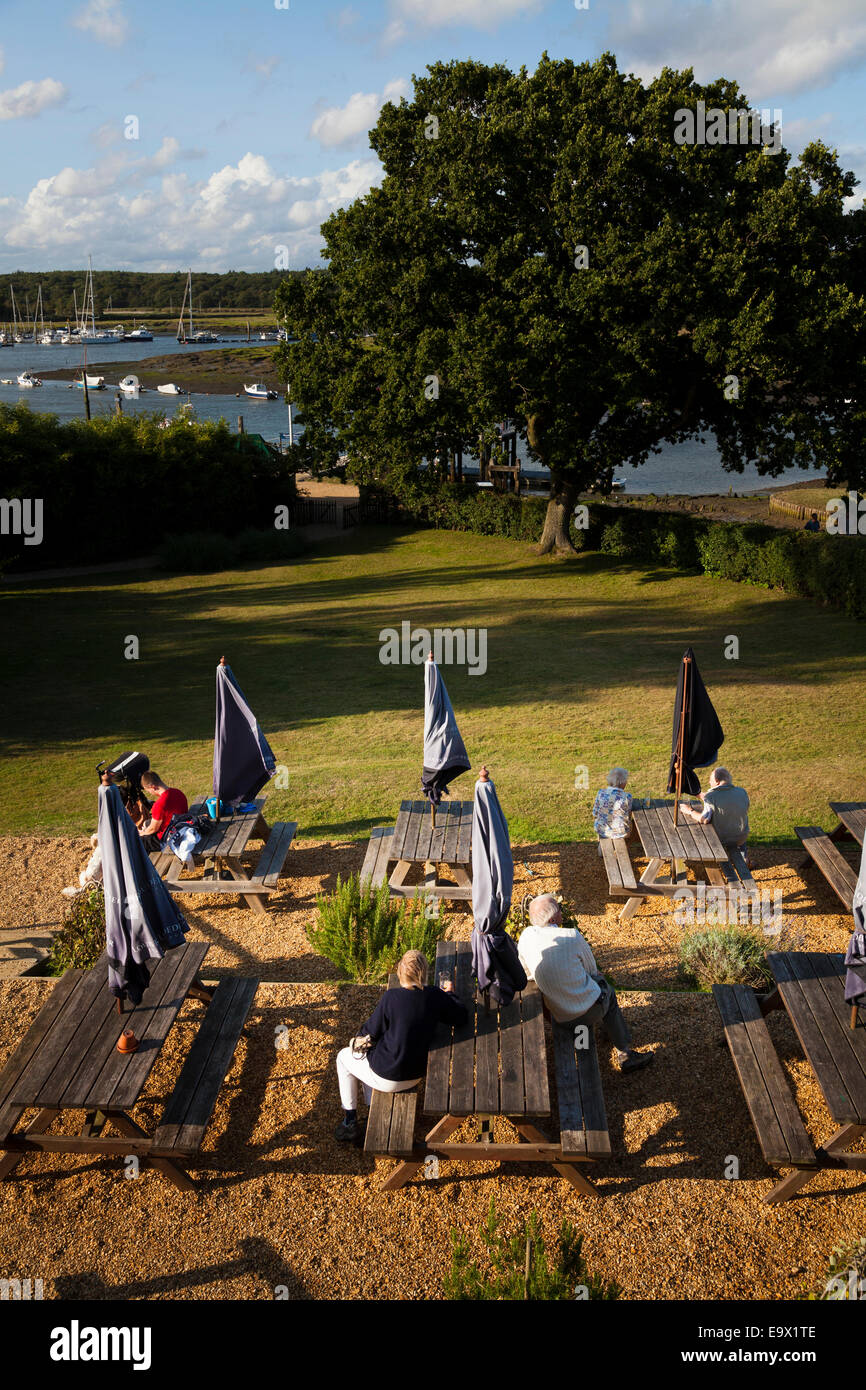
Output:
top-left (334, 949), bottom-right (467, 1144)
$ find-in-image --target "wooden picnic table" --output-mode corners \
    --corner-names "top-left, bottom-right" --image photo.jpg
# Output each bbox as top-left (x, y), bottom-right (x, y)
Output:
top-left (373, 940), bottom-right (605, 1194)
top-left (608, 799), bottom-right (741, 923)
top-left (829, 802), bottom-right (866, 846)
top-left (150, 794), bottom-right (297, 914)
top-left (361, 799), bottom-right (474, 903)
top-left (794, 801), bottom-right (864, 910)
top-left (0, 943), bottom-right (258, 1190)
top-left (714, 951), bottom-right (866, 1203)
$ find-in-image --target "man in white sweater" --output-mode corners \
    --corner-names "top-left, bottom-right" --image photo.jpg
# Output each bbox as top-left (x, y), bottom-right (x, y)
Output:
top-left (518, 894), bottom-right (653, 1073)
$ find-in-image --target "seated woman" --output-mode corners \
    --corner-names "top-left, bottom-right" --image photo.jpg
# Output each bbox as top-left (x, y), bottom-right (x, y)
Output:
top-left (591, 767), bottom-right (634, 851)
top-left (334, 949), bottom-right (467, 1144)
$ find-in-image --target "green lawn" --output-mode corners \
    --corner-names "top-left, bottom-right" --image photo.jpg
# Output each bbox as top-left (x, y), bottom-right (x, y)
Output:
top-left (2, 527), bottom-right (864, 842)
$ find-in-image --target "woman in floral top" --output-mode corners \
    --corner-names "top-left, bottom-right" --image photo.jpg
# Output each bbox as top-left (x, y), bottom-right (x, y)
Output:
top-left (592, 767), bottom-right (633, 839)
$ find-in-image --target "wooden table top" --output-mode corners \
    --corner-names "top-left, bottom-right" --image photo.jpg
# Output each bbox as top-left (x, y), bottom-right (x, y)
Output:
top-left (190, 796), bottom-right (267, 860)
top-left (7, 942), bottom-right (209, 1113)
top-left (423, 940), bottom-right (550, 1118)
top-left (391, 799), bottom-right (473, 865)
top-left (830, 802), bottom-right (866, 846)
top-left (632, 800), bottom-right (727, 863)
top-left (768, 951), bottom-right (866, 1125)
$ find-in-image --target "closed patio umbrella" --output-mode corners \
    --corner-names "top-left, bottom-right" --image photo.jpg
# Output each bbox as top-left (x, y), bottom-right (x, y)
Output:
top-left (421, 655), bottom-right (470, 807)
top-left (213, 656), bottom-right (276, 808)
top-left (98, 782), bottom-right (189, 1006)
top-left (846, 838), bottom-right (866, 1023)
top-left (470, 767), bottom-right (526, 1008)
top-left (666, 646), bottom-right (725, 817)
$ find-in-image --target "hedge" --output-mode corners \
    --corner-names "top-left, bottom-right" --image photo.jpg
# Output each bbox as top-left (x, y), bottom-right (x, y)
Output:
top-left (371, 486), bottom-right (866, 621)
top-left (0, 403), bottom-right (296, 571)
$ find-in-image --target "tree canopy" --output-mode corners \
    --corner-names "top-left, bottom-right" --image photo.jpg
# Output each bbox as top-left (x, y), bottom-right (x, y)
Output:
top-left (274, 52), bottom-right (866, 551)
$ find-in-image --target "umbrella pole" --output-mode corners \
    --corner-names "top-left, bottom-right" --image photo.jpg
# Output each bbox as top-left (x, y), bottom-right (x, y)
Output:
top-left (673, 655), bottom-right (692, 826)
top-left (852, 1004), bottom-right (860, 1031)
top-left (431, 803), bottom-right (436, 829)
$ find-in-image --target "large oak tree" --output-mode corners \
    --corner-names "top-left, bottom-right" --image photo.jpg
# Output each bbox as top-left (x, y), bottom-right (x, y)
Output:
top-left (275, 53), bottom-right (865, 552)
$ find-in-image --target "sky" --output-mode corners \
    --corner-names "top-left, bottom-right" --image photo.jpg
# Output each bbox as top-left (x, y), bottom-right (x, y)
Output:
top-left (0, 0), bottom-right (864, 273)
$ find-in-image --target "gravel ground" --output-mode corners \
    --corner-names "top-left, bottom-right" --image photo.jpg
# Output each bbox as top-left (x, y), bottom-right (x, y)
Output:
top-left (0, 834), bottom-right (862, 1301)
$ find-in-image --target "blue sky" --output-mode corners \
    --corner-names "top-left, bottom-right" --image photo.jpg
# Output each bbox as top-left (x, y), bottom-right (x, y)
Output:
top-left (0, 0), bottom-right (864, 272)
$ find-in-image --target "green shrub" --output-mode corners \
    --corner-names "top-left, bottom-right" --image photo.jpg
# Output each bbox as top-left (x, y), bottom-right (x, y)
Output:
top-left (444, 1196), bottom-right (622, 1300)
top-left (157, 525), bottom-right (305, 572)
top-left (678, 924), bottom-right (778, 990)
top-left (0, 402), bottom-right (295, 570)
top-left (307, 872), bottom-right (446, 983)
top-left (805, 1238), bottom-right (866, 1300)
top-left (48, 885), bottom-right (105, 975)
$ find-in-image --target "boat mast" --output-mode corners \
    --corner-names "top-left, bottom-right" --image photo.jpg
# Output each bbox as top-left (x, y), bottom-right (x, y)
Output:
top-left (189, 269), bottom-right (194, 339)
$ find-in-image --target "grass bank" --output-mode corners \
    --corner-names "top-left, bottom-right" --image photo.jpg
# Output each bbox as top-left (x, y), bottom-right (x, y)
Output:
top-left (1, 526), bottom-right (864, 841)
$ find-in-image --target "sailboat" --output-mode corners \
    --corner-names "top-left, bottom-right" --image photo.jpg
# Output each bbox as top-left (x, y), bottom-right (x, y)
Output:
top-left (176, 269), bottom-right (219, 343)
top-left (76, 258), bottom-right (114, 342)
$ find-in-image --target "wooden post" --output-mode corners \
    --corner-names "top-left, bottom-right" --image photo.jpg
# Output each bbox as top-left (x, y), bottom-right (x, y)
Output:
top-left (237, 415), bottom-right (244, 434)
top-left (852, 1004), bottom-right (860, 1031)
top-left (673, 655), bottom-right (692, 826)
top-left (215, 656), bottom-right (226, 825)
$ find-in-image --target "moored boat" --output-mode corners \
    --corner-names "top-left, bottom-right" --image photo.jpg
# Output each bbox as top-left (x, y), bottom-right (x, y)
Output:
top-left (243, 382), bottom-right (278, 399)
top-left (17, 370), bottom-right (43, 387)
top-left (119, 374), bottom-right (143, 396)
top-left (157, 383), bottom-right (182, 395)
top-left (73, 373), bottom-right (106, 390)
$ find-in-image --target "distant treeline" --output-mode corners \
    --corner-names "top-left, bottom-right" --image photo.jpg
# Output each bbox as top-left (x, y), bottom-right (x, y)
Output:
top-left (2, 270), bottom-right (312, 322)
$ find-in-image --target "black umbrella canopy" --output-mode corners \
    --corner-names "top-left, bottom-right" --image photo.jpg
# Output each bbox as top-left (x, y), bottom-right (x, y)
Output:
top-left (98, 783), bottom-right (189, 1005)
top-left (213, 656), bottom-right (277, 806)
top-left (666, 647), bottom-right (725, 798)
top-left (421, 656), bottom-right (471, 806)
top-left (469, 767), bottom-right (526, 1008)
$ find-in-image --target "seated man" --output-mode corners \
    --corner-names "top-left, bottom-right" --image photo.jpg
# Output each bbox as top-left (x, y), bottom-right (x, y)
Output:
top-left (137, 771), bottom-right (188, 852)
top-left (517, 894), bottom-right (653, 1074)
top-left (679, 766), bottom-right (750, 864)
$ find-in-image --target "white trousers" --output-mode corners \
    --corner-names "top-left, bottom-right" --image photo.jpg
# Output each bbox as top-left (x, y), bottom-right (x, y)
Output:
top-left (336, 1046), bottom-right (421, 1109)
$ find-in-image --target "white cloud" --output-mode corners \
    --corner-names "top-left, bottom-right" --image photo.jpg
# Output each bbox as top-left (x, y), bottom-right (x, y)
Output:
top-left (310, 79), bottom-right (409, 148)
top-left (609, 0), bottom-right (866, 96)
top-left (0, 79), bottom-right (67, 121)
top-left (72, 0), bottom-right (130, 48)
top-left (389, 0), bottom-right (541, 29)
top-left (0, 147), bottom-right (383, 271)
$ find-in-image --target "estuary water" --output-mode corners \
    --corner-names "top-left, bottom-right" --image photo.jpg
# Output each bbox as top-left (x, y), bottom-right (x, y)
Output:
top-left (0, 336), bottom-right (826, 496)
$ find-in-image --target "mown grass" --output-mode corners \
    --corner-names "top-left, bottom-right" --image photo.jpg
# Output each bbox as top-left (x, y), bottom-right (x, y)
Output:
top-left (1, 526), bottom-right (864, 842)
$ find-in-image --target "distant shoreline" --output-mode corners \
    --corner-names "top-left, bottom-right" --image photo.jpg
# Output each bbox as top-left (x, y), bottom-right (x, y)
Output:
top-left (34, 345), bottom-right (283, 397)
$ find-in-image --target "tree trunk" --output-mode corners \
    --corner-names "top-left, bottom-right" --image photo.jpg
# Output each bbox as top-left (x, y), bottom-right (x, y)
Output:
top-left (536, 471), bottom-right (578, 554)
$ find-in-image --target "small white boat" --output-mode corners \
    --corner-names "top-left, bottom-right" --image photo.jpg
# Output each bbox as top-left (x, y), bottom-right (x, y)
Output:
top-left (119, 374), bottom-right (142, 397)
top-left (122, 326), bottom-right (154, 342)
top-left (1, 378), bottom-right (14, 385)
top-left (191, 330), bottom-right (220, 343)
top-left (157, 383), bottom-right (182, 395)
top-left (244, 382), bottom-right (278, 399)
top-left (17, 370), bottom-right (42, 387)
top-left (73, 373), bottom-right (106, 390)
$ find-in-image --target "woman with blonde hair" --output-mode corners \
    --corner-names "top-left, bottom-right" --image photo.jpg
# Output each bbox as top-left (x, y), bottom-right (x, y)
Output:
top-left (334, 949), bottom-right (467, 1144)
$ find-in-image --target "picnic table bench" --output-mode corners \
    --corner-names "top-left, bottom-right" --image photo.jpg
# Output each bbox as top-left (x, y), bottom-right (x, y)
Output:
top-left (148, 795), bottom-right (297, 913)
top-left (0, 943), bottom-right (258, 1190)
top-left (794, 801), bottom-right (864, 911)
top-left (605, 801), bottom-right (750, 923)
top-left (714, 951), bottom-right (866, 1203)
top-left (366, 940), bottom-right (607, 1194)
top-left (360, 800), bottom-right (473, 903)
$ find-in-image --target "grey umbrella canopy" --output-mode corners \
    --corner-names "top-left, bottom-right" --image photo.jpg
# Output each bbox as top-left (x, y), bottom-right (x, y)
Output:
top-left (98, 782), bottom-right (189, 1005)
top-left (213, 657), bottom-right (276, 806)
top-left (470, 768), bottom-right (526, 1008)
top-left (846, 837), bottom-right (866, 1010)
top-left (421, 656), bottom-right (471, 806)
